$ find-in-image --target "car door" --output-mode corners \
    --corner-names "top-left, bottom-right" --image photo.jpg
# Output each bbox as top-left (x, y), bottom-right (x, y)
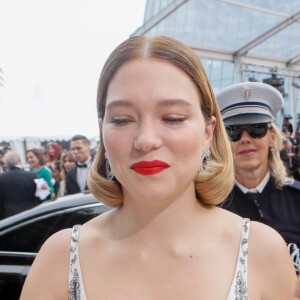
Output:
top-left (0, 203), bottom-right (110, 300)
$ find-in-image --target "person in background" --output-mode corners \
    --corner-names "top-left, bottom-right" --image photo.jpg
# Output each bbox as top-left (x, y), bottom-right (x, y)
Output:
top-left (66, 135), bottom-right (91, 194)
top-left (0, 149), bottom-right (8, 173)
top-left (216, 81), bottom-right (300, 274)
top-left (57, 151), bottom-right (76, 197)
top-left (293, 145), bottom-right (300, 181)
top-left (51, 161), bottom-right (61, 198)
top-left (26, 148), bottom-right (55, 201)
top-left (294, 131), bottom-right (300, 146)
top-left (46, 142), bottom-right (62, 171)
top-left (283, 114), bottom-right (294, 135)
top-left (0, 151), bottom-right (37, 219)
top-left (280, 137), bottom-right (296, 176)
top-left (21, 35), bottom-right (296, 300)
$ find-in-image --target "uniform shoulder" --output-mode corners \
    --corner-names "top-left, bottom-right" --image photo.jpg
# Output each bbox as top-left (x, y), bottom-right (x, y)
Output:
top-left (287, 179), bottom-right (300, 191)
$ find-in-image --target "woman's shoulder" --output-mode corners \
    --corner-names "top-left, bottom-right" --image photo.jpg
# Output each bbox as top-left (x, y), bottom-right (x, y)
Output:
top-left (36, 166), bottom-right (52, 177)
top-left (43, 227), bottom-right (73, 248)
top-left (247, 220), bottom-right (294, 266)
top-left (214, 208), bottom-right (292, 264)
top-left (247, 221), bottom-right (297, 299)
top-left (20, 228), bottom-right (73, 299)
top-left (31, 228), bottom-right (73, 270)
top-left (80, 209), bottom-right (116, 239)
top-left (249, 221), bottom-right (288, 252)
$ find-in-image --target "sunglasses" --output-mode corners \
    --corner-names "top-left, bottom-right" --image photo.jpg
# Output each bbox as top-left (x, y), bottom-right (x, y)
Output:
top-left (225, 123), bottom-right (272, 142)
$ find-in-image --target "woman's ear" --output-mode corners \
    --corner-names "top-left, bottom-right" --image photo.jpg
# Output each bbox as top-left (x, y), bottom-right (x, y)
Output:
top-left (204, 116), bottom-right (216, 148)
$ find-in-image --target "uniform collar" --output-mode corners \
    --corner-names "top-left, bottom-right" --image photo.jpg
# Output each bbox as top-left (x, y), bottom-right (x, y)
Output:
top-left (235, 172), bottom-right (270, 194)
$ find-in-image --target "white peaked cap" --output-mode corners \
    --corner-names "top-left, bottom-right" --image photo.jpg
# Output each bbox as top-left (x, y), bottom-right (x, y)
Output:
top-left (216, 82), bottom-right (283, 126)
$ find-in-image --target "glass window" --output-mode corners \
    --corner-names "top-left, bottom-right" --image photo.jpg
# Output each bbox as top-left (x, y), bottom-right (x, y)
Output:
top-left (0, 205), bottom-right (109, 253)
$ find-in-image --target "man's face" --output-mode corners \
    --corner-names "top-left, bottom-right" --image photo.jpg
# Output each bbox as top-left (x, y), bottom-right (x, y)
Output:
top-left (71, 140), bottom-right (90, 163)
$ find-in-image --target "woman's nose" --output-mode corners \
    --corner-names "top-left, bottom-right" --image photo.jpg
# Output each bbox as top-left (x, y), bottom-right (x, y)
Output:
top-left (239, 130), bottom-right (251, 143)
top-left (133, 122), bottom-right (161, 152)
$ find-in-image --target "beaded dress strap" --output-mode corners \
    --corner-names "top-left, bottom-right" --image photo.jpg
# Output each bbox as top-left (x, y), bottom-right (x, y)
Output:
top-left (69, 225), bottom-right (87, 300)
top-left (227, 218), bottom-right (250, 300)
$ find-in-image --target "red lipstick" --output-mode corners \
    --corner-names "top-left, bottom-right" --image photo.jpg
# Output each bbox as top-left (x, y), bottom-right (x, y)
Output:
top-left (130, 160), bottom-right (170, 175)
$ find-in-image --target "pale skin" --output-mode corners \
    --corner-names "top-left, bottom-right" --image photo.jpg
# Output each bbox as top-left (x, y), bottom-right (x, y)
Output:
top-left (231, 128), bottom-right (276, 189)
top-left (21, 59), bottom-right (297, 299)
top-left (295, 276), bottom-right (300, 298)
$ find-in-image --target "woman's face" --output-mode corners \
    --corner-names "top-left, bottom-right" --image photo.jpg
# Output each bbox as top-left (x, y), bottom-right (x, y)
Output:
top-left (47, 145), bottom-right (55, 156)
top-left (231, 127), bottom-right (275, 176)
top-left (64, 158), bottom-right (76, 172)
top-left (101, 59), bottom-right (215, 202)
top-left (26, 151), bottom-right (39, 168)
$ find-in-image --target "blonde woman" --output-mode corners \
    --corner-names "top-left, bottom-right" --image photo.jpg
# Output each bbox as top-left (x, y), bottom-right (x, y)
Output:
top-left (217, 82), bottom-right (300, 274)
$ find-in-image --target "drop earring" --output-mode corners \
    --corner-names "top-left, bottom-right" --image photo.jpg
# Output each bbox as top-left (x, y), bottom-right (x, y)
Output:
top-left (199, 149), bottom-right (211, 173)
top-left (104, 153), bottom-right (114, 180)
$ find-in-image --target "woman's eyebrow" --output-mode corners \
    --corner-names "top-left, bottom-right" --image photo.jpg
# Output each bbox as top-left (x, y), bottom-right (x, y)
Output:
top-left (106, 98), bottom-right (192, 110)
top-left (106, 100), bottom-right (133, 110)
top-left (157, 98), bottom-right (192, 107)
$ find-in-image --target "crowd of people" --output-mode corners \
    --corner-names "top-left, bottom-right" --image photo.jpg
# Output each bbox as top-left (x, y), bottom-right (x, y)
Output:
top-left (0, 135), bottom-right (94, 220)
top-left (281, 115), bottom-right (300, 181)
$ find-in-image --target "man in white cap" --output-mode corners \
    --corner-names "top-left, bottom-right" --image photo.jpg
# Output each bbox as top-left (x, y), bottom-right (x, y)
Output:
top-left (216, 82), bottom-right (300, 274)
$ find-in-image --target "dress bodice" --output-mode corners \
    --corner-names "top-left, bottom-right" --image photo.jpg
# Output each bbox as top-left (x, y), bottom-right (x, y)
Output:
top-left (68, 219), bottom-right (250, 300)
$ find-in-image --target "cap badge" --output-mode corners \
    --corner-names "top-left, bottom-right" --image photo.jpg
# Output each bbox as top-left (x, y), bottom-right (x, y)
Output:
top-left (243, 87), bottom-right (251, 101)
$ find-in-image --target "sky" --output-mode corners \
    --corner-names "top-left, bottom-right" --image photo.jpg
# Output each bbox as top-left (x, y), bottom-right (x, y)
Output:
top-left (0, 0), bottom-right (147, 139)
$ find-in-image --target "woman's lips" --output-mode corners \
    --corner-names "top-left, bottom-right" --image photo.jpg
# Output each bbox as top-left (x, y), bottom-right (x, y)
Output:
top-left (130, 160), bottom-right (170, 175)
top-left (238, 149), bottom-right (256, 156)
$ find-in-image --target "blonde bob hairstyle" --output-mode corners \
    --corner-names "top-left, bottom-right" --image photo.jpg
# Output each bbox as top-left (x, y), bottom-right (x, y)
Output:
top-left (88, 35), bottom-right (234, 207)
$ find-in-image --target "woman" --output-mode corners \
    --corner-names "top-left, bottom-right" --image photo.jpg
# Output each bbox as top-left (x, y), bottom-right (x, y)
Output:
top-left (57, 151), bottom-right (76, 197)
top-left (26, 148), bottom-right (55, 201)
top-left (21, 36), bottom-right (296, 299)
top-left (46, 142), bottom-right (62, 171)
top-left (216, 82), bottom-right (300, 274)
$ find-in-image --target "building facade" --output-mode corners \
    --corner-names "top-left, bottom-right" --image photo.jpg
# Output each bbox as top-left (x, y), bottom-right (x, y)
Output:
top-left (132, 0), bottom-right (300, 132)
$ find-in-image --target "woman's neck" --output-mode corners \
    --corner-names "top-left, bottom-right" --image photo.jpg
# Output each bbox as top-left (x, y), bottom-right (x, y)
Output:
top-left (110, 188), bottom-right (208, 241)
top-left (35, 165), bottom-right (42, 171)
top-left (235, 167), bottom-right (268, 189)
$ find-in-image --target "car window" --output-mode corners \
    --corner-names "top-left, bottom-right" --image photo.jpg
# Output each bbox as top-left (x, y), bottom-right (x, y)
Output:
top-left (0, 205), bottom-right (108, 253)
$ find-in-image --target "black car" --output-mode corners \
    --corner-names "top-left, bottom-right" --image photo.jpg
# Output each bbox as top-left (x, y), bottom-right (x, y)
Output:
top-left (0, 192), bottom-right (111, 300)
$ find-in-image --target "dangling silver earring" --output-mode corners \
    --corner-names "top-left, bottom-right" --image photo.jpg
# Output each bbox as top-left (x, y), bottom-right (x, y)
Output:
top-left (199, 149), bottom-right (211, 173)
top-left (104, 153), bottom-right (114, 180)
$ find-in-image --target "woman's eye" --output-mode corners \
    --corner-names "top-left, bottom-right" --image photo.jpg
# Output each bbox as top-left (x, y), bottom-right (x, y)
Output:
top-left (111, 118), bottom-right (132, 126)
top-left (163, 116), bottom-right (186, 124)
